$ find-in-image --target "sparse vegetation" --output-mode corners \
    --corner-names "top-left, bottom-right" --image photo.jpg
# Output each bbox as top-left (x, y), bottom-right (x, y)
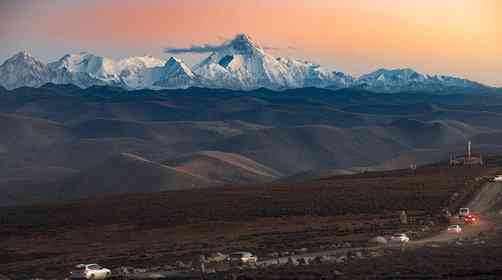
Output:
top-left (1, 162), bottom-right (498, 278)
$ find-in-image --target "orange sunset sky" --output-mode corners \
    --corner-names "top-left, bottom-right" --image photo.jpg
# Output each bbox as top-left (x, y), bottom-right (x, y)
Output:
top-left (1, 0), bottom-right (500, 86)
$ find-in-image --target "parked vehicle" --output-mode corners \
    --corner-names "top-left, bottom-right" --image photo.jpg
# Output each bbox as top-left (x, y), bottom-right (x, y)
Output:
top-left (390, 233), bottom-right (410, 243)
top-left (229, 252), bottom-right (258, 264)
top-left (447, 224), bottom-right (462, 233)
top-left (493, 175), bottom-right (502, 182)
top-left (458, 208), bottom-right (470, 218)
top-left (70, 264), bottom-right (111, 279)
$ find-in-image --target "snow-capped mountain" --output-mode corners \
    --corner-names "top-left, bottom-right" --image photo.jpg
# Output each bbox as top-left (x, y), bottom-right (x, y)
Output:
top-left (48, 52), bottom-right (116, 88)
top-left (356, 68), bottom-right (486, 93)
top-left (0, 51), bottom-right (51, 90)
top-left (276, 57), bottom-right (354, 89)
top-left (0, 34), bottom-right (491, 93)
top-left (152, 57), bottom-right (197, 89)
top-left (46, 52), bottom-right (199, 90)
top-left (48, 52), bottom-right (167, 89)
top-left (117, 56), bottom-right (166, 89)
top-left (194, 34), bottom-right (294, 90)
top-left (194, 34), bottom-right (353, 90)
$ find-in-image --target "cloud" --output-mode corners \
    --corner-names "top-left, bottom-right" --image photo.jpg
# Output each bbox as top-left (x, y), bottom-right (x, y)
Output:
top-left (164, 42), bottom-right (229, 54)
top-left (165, 43), bottom-right (289, 54)
top-left (263, 46), bottom-right (280, 51)
top-left (164, 36), bottom-right (293, 54)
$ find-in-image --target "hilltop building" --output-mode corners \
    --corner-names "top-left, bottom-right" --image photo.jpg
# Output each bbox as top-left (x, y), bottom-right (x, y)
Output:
top-left (449, 141), bottom-right (483, 166)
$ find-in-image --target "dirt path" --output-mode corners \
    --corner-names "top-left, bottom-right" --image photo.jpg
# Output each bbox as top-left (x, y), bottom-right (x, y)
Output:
top-left (467, 182), bottom-right (502, 214)
top-left (259, 181), bottom-right (502, 265)
top-left (412, 219), bottom-right (490, 245)
top-left (411, 182), bottom-right (501, 245)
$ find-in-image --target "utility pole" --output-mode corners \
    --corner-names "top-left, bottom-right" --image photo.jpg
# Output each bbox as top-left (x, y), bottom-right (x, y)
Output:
top-left (468, 140), bottom-right (472, 162)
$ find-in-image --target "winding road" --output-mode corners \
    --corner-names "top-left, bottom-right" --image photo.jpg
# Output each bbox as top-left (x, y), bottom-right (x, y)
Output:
top-left (258, 181), bottom-right (502, 266)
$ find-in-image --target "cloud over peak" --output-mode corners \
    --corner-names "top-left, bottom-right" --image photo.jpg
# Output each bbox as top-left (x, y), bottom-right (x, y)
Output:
top-left (164, 34), bottom-right (285, 54)
top-left (164, 42), bottom-right (227, 54)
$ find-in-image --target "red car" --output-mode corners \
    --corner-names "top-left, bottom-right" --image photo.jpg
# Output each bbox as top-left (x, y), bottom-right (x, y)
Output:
top-left (464, 214), bottom-right (478, 224)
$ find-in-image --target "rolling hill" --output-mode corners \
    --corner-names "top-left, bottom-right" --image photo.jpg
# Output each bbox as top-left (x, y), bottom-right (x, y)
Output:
top-left (0, 85), bottom-right (501, 205)
top-left (56, 153), bottom-right (212, 200)
top-left (167, 150), bottom-right (282, 184)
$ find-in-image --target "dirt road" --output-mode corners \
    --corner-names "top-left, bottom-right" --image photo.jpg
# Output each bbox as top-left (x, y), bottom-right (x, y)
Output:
top-left (412, 218), bottom-right (490, 245)
top-left (259, 181), bottom-right (502, 266)
top-left (416, 182), bottom-right (501, 244)
top-left (468, 182), bottom-right (502, 214)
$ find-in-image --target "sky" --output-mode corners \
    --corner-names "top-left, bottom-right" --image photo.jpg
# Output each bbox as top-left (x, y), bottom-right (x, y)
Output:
top-left (0, 0), bottom-right (500, 86)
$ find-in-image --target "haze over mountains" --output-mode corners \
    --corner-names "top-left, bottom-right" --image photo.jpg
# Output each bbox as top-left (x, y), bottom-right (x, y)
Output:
top-left (1, 83), bottom-right (502, 206)
top-left (0, 34), bottom-right (491, 92)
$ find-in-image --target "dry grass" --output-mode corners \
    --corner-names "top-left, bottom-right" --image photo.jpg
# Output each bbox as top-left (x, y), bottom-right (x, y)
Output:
top-left (0, 163), bottom-right (498, 278)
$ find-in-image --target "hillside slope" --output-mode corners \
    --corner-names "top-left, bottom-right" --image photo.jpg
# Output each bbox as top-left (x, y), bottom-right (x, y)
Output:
top-left (56, 153), bottom-right (212, 200)
top-left (209, 125), bottom-right (408, 174)
top-left (168, 151), bottom-right (282, 184)
top-left (0, 86), bottom-right (502, 205)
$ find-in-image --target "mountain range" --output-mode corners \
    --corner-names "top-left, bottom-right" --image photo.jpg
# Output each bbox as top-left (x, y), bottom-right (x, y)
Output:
top-left (0, 34), bottom-right (500, 206)
top-left (2, 84), bottom-right (502, 206)
top-left (0, 34), bottom-right (490, 93)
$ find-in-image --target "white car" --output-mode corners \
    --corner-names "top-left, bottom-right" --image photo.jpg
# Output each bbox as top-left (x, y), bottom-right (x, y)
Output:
top-left (458, 208), bottom-right (470, 218)
top-left (447, 224), bottom-right (462, 233)
top-left (493, 175), bottom-right (502, 182)
top-left (70, 264), bottom-right (111, 279)
top-left (390, 233), bottom-right (410, 243)
top-left (229, 252), bottom-right (258, 264)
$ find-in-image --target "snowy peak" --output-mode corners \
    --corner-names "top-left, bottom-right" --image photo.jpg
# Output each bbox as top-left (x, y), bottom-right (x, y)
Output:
top-left (114, 56), bottom-right (166, 89)
top-left (359, 68), bottom-right (426, 84)
top-left (356, 68), bottom-right (485, 93)
top-left (192, 34), bottom-right (358, 90)
top-left (362, 68), bottom-right (420, 79)
top-left (151, 57), bottom-right (197, 89)
top-left (197, 33), bottom-right (267, 69)
top-left (194, 34), bottom-right (296, 90)
top-left (51, 53), bottom-right (165, 78)
top-left (227, 34), bottom-right (265, 55)
top-left (0, 51), bottom-right (51, 90)
top-left (164, 57), bottom-right (195, 78)
top-left (7, 51), bottom-right (37, 63)
top-left (47, 52), bottom-right (117, 88)
top-left (118, 55), bottom-right (165, 69)
top-left (3, 51), bottom-right (46, 70)
top-left (48, 53), bottom-right (169, 89)
top-left (50, 52), bottom-right (116, 79)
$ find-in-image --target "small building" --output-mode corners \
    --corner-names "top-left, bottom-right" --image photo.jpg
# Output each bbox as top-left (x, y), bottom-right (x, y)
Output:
top-left (449, 141), bottom-right (483, 166)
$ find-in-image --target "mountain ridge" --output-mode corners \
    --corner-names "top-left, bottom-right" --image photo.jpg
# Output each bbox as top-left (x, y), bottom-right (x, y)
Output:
top-left (0, 34), bottom-right (491, 93)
